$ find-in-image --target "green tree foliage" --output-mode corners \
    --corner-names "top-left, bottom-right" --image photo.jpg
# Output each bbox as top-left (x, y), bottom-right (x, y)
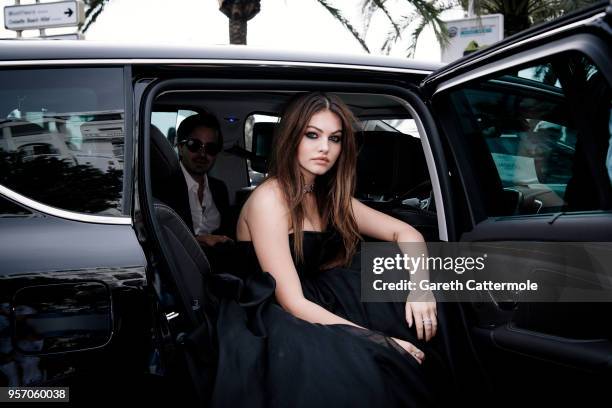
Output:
top-left (77, 0), bottom-right (447, 55)
top-left (78, 1), bottom-right (601, 57)
top-left (459, 0), bottom-right (602, 37)
top-left (359, 0), bottom-right (453, 56)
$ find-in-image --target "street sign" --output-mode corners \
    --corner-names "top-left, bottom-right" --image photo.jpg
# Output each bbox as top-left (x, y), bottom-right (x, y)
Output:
top-left (441, 14), bottom-right (504, 63)
top-left (4, 1), bottom-right (84, 31)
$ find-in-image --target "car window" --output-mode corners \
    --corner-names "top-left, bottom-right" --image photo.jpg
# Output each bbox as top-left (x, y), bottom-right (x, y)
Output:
top-left (366, 119), bottom-right (419, 137)
top-left (0, 68), bottom-right (126, 216)
top-left (244, 113), bottom-right (279, 186)
top-left (446, 52), bottom-right (612, 216)
top-left (151, 109), bottom-right (198, 146)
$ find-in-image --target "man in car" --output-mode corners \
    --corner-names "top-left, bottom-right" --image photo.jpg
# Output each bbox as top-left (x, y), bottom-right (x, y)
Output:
top-left (177, 113), bottom-right (233, 247)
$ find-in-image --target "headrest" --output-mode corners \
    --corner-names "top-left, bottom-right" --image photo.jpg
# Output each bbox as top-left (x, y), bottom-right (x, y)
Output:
top-left (150, 125), bottom-right (179, 181)
top-left (355, 130), bottom-right (428, 197)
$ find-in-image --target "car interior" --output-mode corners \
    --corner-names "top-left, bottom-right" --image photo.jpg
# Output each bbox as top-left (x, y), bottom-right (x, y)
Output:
top-left (144, 89), bottom-right (466, 402)
top-left (144, 58), bottom-right (610, 401)
top-left (150, 91), bottom-right (439, 242)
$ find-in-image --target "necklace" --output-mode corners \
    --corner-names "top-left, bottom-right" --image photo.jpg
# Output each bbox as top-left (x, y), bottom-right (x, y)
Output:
top-left (303, 183), bottom-right (315, 193)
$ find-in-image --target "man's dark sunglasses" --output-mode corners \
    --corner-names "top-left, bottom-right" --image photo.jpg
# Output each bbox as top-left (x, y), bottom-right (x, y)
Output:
top-left (181, 138), bottom-right (222, 156)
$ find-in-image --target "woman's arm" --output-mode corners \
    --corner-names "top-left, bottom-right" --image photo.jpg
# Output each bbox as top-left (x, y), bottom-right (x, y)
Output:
top-left (351, 197), bottom-right (424, 243)
top-left (244, 182), bottom-right (363, 327)
top-left (351, 198), bottom-right (438, 341)
top-left (242, 184), bottom-right (425, 361)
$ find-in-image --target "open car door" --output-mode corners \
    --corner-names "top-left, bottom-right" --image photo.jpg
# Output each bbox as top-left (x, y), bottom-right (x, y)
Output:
top-left (418, 3), bottom-right (612, 405)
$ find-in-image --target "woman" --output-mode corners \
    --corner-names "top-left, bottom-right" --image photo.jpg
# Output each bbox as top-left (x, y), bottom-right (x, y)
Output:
top-left (210, 92), bottom-right (449, 408)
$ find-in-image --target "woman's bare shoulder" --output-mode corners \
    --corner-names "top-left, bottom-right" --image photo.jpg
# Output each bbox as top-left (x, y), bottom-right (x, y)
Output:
top-left (237, 178), bottom-right (289, 240)
top-left (247, 179), bottom-right (286, 209)
top-left (240, 179), bottom-right (288, 222)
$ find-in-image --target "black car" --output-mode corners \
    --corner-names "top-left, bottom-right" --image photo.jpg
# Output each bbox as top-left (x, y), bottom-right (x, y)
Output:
top-left (1, 2), bottom-right (611, 405)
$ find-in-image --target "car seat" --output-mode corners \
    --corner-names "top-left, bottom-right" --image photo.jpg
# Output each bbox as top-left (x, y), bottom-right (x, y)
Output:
top-left (149, 124), bottom-right (218, 403)
top-left (355, 130), bottom-right (429, 201)
top-left (150, 125), bottom-right (193, 233)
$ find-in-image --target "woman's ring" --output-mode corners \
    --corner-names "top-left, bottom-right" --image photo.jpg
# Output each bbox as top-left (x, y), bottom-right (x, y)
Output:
top-left (423, 318), bottom-right (432, 325)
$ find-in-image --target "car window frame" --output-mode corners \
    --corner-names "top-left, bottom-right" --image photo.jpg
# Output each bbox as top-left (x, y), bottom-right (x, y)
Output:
top-left (139, 77), bottom-right (455, 241)
top-left (0, 63), bottom-right (133, 223)
top-left (431, 32), bottom-right (612, 225)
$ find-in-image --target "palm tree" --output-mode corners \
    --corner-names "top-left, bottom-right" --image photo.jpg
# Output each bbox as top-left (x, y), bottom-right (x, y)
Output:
top-left (216, 0), bottom-right (370, 49)
top-left (216, 0), bottom-right (448, 52)
top-left (356, 0), bottom-right (602, 56)
top-left (217, 0), bottom-right (260, 45)
top-left (359, 0), bottom-right (452, 56)
top-left (79, 0), bottom-right (445, 53)
top-left (315, 0), bottom-right (373, 52)
top-left (460, 0), bottom-right (601, 37)
top-left (81, 0), bottom-right (368, 48)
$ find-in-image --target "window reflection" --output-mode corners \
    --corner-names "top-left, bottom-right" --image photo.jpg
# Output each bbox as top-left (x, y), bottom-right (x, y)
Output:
top-left (0, 68), bottom-right (125, 215)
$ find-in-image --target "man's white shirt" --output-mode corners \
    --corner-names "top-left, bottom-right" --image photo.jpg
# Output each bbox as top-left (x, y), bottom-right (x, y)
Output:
top-left (180, 162), bottom-right (221, 235)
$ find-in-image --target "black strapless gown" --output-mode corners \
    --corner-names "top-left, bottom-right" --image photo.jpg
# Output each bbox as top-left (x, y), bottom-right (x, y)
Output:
top-left (208, 231), bottom-right (451, 408)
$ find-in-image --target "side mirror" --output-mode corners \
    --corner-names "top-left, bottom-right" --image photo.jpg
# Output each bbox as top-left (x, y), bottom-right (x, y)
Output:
top-left (12, 282), bottom-right (112, 355)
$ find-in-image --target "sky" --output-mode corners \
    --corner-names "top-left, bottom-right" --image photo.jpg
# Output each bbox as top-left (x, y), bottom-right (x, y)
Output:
top-left (1, 0), bottom-right (465, 62)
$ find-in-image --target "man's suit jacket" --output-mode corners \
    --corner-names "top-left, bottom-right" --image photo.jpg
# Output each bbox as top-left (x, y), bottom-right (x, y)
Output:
top-left (207, 176), bottom-right (232, 238)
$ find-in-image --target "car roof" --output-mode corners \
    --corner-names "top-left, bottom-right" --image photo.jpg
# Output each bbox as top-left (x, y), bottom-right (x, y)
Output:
top-left (0, 40), bottom-right (442, 73)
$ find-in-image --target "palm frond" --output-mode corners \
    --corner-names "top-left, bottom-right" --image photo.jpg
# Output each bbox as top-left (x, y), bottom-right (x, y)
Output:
top-left (316, 0), bottom-right (370, 53)
top-left (402, 0), bottom-right (449, 57)
top-left (380, 12), bottom-right (417, 55)
top-left (360, 0), bottom-right (379, 35)
top-left (405, 18), bottom-right (429, 57)
top-left (361, 0), bottom-right (402, 38)
top-left (80, 0), bottom-right (108, 33)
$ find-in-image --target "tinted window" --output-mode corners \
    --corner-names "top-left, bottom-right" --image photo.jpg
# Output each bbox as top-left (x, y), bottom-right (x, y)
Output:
top-left (151, 109), bottom-right (198, 145)
top-left (446, 53), bottom-right (612, 216)
top-left (0, 68), bottom-right (125, 216)
top-left (244, 114), bottom-right (279, 186)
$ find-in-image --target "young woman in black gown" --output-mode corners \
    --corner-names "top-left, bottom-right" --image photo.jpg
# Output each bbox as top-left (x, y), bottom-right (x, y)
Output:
top-left (209, 92), bottom-right (449, 407)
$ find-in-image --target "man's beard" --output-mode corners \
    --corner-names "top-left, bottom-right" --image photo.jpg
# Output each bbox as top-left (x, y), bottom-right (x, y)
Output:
top-left (190, 165), bottom-right (209, 175)
top-left (188, 158), bottom-right (210, 175)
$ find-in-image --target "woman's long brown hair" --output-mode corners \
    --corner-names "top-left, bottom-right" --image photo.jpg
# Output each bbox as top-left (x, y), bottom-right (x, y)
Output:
top-left (267, 92), bottom-right (361, 268)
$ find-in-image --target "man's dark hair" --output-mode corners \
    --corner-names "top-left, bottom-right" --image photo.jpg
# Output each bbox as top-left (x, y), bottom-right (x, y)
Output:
top-left (176, 112), bottom-right (223, 146)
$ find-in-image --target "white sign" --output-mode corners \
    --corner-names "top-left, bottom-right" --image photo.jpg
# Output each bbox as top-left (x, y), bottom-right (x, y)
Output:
top-left (42, 33), bottom-right (83, 40)
top-left (4, 1), bottom-right (84, 31)
top-left (441, 14), bottom-right (504, 63)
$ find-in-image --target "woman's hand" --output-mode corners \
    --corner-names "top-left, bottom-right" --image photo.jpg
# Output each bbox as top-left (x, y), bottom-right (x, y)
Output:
top-left (405, 290), bottom-right (437, 342)
top-left (196, 234), bottom-right (233, 247)
top-left (390, 337), bottom-right (425, 364)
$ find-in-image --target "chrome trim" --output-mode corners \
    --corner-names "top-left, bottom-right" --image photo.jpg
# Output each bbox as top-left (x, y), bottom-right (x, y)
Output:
top-left (0, 184), bottom-right (132, 225)
top-left (0, 58), bottom-right (432, 75)
top-left (165, 312), bottom-right (179, 321)
top-left (432, 12), bottom-right (606, 94)
top-left (388, 96), bottom-right (448, 241)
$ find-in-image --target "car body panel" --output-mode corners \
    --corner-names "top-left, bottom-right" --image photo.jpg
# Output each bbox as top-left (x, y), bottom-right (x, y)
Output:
top-left (0, 206), bottom-right (148, 387)
top-left (0, 3), bottom-right (610, 403)
top-left (420, 2), bottom-right (612, 404)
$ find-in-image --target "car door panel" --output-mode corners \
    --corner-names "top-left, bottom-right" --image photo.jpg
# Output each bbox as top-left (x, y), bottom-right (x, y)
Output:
top-left (462, 213), bottom-right (612, 242)
top-left (0, 201), bottom-right (148, 388)
top-left (422, 7), bottom-right (612, 404)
